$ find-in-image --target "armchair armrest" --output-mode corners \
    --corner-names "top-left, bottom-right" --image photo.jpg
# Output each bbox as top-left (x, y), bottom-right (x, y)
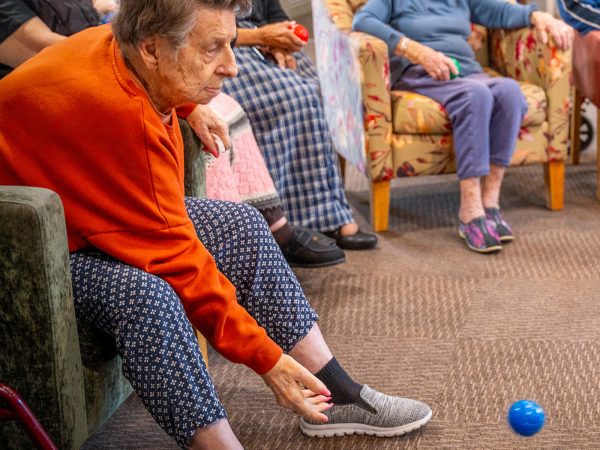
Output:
top-left (490, 28), bottom-right (572, 160)
top-left (0, 186), bottom-right (87, 449)
top-left (312, 0), bottom-right (394, 181)
top-left (178, 118), bottom-right (207, 198)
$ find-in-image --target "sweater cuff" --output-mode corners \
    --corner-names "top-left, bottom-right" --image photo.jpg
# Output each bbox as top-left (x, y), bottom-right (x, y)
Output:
top-left (387, 31), bottom-right (403, 55)
top-left (524, 3), bottom-right (539, 27)
top-left (176, 103), bottom-right (197, 119)
top-left (248, 336), bottom-right (284, 375)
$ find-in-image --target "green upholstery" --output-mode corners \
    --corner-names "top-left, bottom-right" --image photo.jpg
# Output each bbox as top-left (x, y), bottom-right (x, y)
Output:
top-left (0, 119), bottom-right (206, 448)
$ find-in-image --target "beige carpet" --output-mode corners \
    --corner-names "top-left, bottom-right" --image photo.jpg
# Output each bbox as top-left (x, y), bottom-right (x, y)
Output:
top-left (83, 161), bottom-right (600, 449)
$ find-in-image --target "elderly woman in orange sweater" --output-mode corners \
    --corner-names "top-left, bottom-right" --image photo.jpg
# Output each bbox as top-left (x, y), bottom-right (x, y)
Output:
top-left (0, 0), bottom-right (431, 448)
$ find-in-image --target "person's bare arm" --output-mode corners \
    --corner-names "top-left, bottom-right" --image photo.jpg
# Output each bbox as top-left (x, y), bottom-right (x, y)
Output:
top-left (236, 22), bottom-right (304, 52)
top-left (0, 17), bottom-right (65, 69)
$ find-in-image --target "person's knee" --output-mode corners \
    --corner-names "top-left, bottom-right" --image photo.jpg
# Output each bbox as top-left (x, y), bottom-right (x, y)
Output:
top-left (122, 274), bottom-right (182, 322)
top-left (495, 78), bottom-right (528, 117)
top-left (448, 82), bottom-right (493, 119)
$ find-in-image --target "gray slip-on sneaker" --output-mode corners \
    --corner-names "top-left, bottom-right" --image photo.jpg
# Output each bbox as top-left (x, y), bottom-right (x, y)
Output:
top-left (300, 385), bottom-right (432, 437)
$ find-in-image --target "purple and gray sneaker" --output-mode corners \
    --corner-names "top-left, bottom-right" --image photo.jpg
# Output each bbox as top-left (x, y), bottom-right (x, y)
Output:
top-left (458, 216), bottom-right (502, 253)
top-left (484, 208), bottom-right (514, 243)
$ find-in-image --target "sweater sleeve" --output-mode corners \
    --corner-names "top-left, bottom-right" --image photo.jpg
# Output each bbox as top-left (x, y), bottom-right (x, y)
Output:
top-left (469, 0), bottom-right (538, 29)
top-left (265, 0), bottom-right (290, 23)
top-left (84, 117), bottom-right (283, 375)
top-left (0, 0), bottom-right (36, 43)
top-left (557, 0), bottom-right (600, 32)
top-left (352, 0), bottom-right (404, 51)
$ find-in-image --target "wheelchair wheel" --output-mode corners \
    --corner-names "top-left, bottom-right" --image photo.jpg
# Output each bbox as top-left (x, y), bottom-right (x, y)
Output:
top-left (580, 115), bottom-right (593, 152)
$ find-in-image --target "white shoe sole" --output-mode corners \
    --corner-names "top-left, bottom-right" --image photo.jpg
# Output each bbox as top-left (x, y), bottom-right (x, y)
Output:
top-left (458, 229), bottom-right (502, 253)
top-left (300, 410), bottom-right (432, 438)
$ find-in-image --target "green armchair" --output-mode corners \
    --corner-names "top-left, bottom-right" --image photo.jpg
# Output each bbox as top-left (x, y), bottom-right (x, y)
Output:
top-left (0, 120), bottom-right (206, 449)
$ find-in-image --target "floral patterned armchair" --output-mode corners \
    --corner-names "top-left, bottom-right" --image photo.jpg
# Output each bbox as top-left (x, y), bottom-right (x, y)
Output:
top-left (312, 0), bottom-right (572, 231)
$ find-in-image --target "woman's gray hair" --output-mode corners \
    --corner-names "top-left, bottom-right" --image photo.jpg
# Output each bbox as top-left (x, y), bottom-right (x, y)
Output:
top-left (112, 0), bottom-right (251, 54)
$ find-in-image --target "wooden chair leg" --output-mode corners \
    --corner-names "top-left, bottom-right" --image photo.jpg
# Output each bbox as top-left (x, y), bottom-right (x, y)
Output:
top-left (195, 329), bottom-right (209, 368)
top-left (571, 88), bottom-right (583, 165)
top-left (338, 154), bottom-right (346, 181)
top-left (543, 160), bottom-right (565, 210)
top-left (596, 107), bottom-right (600, 200)
top-left (370, 180), bottom-right (390, 232)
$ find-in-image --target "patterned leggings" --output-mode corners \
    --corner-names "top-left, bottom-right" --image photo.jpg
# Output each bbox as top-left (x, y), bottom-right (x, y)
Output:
top-left (70, 198), bottom-right (318, 448)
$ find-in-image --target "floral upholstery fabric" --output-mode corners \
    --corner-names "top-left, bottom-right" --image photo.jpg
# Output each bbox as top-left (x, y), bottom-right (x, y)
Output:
top-left (313, 0), bottom-right (572, 181)
top-left (391, 70), bottom-right (547, 135)
top-left (489, 27), bottom-right (572, 162)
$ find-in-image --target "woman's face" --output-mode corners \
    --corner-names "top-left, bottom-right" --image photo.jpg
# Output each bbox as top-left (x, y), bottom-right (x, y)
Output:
top-left (153, 7), bottom-right (238, 107)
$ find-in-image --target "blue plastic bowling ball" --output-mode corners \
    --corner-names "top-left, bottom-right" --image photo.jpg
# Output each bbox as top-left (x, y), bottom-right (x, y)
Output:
top-left (508, 400), bottom-right (545, 436)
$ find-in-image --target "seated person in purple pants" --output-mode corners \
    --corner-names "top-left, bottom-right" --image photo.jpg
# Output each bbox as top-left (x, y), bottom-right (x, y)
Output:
top-left (353, 0), bottom-right (572, 253)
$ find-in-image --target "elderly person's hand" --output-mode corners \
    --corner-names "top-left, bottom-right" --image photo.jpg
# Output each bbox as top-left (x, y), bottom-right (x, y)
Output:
top-left (258, 21), bottom-right (305, 52)
top-left (395, 38), bottom-right (459, 81)
top-left (266, 48), bottom-right (297, 70)
top-left (92, 0), bottom-right (118, 15)
top-left (531, 11), bottom-right (573, 50)
top-left (186, 104), bottom-right (231, 158)
top-left (261, 354), bottom-right (333, 422)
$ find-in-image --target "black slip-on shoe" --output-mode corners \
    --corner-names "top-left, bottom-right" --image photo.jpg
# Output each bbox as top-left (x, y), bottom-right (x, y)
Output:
top-left (324, 229), bottom-right (377, 250)
top-left (281, 228), bottom-right (345, 268)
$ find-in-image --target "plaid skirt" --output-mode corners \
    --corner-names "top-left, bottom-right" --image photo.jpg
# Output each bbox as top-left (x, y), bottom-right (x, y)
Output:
top-left (223, 48), bottom-right (354, 232)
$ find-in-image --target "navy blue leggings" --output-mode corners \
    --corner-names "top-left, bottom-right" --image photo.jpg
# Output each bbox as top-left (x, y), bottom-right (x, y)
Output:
top-left (394, 67), bottom-right (528, 179)
top-left (70, 198), bottom-right (318, 448)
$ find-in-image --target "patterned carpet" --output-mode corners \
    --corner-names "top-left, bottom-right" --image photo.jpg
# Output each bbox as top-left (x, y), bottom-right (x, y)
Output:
top-left (83, 161), bottom-right (600, 449)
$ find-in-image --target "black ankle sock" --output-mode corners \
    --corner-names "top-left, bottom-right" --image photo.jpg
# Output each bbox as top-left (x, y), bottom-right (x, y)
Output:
top-left (259, 206), bottom-right (295, 246)
top-left (314, 357), bottom-right (363, 405)
top-left (272, 223), bottom-right (295, 247)
top-left (259, 205), bottom-right (284, 226)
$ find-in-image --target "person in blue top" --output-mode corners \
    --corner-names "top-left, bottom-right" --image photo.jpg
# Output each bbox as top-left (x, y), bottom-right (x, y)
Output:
top-left (353, 0), bottom-right (572, 254)
top-left (557, 0), bottom-right (600, 34)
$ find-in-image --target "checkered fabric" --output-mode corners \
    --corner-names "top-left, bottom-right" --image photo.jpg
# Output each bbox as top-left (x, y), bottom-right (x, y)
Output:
top-left (223, 46), bottom-right (354, 232)
top-left (70, 198), bottom-right (318, 448)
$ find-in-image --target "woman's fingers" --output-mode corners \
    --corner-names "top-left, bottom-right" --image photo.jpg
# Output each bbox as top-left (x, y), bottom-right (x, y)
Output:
top-left (297, 366), bottom-right (329, 398)
top-left (305, 394), bottom-right (331, 405)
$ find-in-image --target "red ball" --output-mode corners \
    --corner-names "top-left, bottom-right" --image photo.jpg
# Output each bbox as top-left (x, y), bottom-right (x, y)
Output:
top-left (293, 24), bottom-right (309, 42)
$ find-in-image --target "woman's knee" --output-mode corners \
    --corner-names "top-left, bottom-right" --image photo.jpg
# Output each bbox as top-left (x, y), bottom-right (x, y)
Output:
top-left (493, 78), bottom-right (528, 117)
top-left (447, 82), bottom-right (494, 120)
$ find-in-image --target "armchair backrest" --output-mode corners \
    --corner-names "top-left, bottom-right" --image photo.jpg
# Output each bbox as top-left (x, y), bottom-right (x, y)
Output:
top-left (0, 187), bottom-right (88, 449)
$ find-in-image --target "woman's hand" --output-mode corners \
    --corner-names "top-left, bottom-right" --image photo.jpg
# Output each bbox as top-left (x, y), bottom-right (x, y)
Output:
top-left (265, 48), bottom-right (297, 70)
top-left (258, 21), bottom-right (305, 52)
top-left (92, 0), bottom-right (117, 15)
top-left (531, 11), bottom-right (573, 50)
top-left (395, 39), bottom-right (458, 81)
top-left (261, 354), bottom-right (333, 422)
top-left (186, 104), bottom-right (230, 158)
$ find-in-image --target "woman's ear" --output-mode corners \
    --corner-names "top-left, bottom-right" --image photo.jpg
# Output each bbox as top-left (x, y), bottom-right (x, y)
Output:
top-left (138, 36), bottom-right (160, 69)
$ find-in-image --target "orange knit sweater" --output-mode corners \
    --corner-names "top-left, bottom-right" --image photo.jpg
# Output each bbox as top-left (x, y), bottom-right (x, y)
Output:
top-left (0, 25), bottom-right (282, 374)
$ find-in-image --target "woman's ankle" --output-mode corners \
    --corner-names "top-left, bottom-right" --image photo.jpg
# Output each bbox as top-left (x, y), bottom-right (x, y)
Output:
top-left (339, 222), bottom-right (358, 236)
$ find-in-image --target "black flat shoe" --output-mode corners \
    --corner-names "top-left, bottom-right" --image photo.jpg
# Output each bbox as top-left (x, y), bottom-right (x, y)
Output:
top-left (281, 227), bottom-right (346, 268)
top-left (324, 228), bottom-right (378, 250)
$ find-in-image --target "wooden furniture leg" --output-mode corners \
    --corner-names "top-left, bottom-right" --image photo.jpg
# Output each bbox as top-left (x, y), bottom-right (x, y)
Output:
top-left (338, 154), bottom-right (346, 181)
top-left (596, 107), bottom-right (600, 200)
top-left (544, 160), bottom-right (565, 210)
top-left (571, 88), bottom-right (583, 165)
top-left (195, 330), bottom-right (209, 367)
top-left (370, 180), bottom-right (391, 232)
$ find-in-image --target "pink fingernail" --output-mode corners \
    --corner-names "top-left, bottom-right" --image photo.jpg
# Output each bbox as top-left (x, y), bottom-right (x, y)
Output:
top-left (321, 389), bottom-right (331, 396)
